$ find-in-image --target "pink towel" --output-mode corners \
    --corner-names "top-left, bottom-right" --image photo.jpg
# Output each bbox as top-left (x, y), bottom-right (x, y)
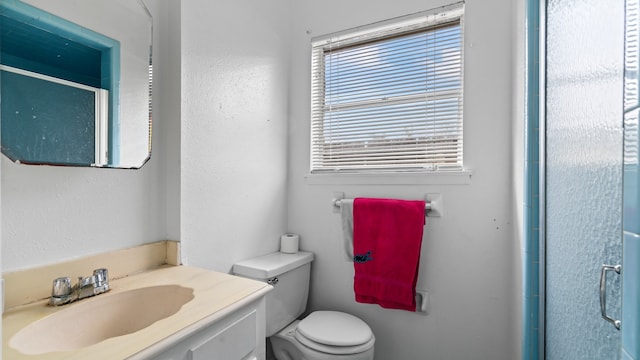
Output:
top-left (353, 198), bottom-right (425, 311)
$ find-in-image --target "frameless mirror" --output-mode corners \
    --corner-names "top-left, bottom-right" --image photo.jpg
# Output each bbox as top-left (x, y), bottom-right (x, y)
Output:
top-left (0, 0), bottom-right (152, 168)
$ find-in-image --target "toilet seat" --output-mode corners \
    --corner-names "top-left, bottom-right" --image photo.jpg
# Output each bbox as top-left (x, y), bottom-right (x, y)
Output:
top-left (295, 311), bottom-right (375, 355)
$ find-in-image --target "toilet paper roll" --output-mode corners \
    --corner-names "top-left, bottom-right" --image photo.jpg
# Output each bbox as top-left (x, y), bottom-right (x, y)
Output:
top-left (280, 234), bottom-right (299, 254)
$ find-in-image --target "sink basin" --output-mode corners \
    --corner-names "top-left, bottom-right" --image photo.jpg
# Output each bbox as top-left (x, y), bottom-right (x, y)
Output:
top-left (9, 284), bottom-right (194, 355)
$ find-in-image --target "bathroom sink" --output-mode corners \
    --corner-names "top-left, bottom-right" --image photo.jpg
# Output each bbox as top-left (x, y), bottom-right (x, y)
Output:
top-left (9, 284), bottom-right (194, 355)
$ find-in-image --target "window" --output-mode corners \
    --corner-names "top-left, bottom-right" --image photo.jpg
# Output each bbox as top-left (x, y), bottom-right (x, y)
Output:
top-left (310, 4), bottom-right (464, 173)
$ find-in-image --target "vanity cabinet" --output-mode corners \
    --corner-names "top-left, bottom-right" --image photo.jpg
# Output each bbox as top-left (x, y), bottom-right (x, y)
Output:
top-left (3, 257), bottom-right (272, 360)
top-left (147, 297), bottom-right (266, 360)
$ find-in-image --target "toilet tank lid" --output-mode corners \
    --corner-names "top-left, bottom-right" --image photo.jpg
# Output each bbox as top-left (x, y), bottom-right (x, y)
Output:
top-left (232, 251), bottom-right (314, 279)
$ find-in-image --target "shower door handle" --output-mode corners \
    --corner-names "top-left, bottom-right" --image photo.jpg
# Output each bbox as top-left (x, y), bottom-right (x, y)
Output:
top-left (599, 264), bottom-right (621, 330)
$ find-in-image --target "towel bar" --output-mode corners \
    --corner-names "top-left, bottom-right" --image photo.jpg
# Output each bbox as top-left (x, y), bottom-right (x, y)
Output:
top-left (332, 198), bottom-right (432, 213)
top-left (331, 193), bottom-right (443, 217)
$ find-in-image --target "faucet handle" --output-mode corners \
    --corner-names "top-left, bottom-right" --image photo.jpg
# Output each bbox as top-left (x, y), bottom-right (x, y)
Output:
top-left (92, 268), bottom-right (110, 294)
top-left (93, 268), bottom-right (109, 286)
top-left (50, 277), bottom-right (73, 305)
top-left (51, 277), bottom-right (72, 297)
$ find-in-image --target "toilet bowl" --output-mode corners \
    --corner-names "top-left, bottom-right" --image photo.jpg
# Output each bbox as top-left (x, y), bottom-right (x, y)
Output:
top-left (232, 252), bottom-right (375, 360)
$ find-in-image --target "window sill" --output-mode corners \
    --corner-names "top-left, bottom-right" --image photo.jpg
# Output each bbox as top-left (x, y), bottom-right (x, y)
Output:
top-left (304, 170), bottom-right (472, 185)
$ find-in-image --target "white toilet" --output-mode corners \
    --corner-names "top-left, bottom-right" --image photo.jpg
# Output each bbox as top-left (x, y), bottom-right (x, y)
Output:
top-left (233, 251), bottom-right (375, 360)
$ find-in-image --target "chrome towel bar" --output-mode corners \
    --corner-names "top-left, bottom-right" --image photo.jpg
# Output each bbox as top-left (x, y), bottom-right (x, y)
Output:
top-left (331, 193), bottom-right (443, 217)
top-left (332, 199), bottom-right (432, 212)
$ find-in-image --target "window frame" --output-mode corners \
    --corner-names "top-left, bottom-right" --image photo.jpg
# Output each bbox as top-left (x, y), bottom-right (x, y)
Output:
top-left (309, 3), bottom-right (466, 177)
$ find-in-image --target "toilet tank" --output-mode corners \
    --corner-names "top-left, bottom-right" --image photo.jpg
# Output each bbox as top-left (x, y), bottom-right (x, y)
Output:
top-left (233, 251), bottom-right (314, 337)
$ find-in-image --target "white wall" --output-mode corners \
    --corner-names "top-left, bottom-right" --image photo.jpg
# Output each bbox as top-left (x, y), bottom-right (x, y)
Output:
top-left (179, 0), bottom-right (292, 273)
top-left (161, 0), bottom-right (182, 242)
top-left (1, 0), bottom-right (170, 271)
top-left (287, 0), bottom-right (519, 359)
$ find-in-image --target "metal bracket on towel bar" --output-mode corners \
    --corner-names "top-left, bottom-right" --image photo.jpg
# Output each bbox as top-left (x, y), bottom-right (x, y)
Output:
top-left (425, 193), bottom-right (442, 217)
top-left (415, 290), bottom-right (429, 314)
top-left (332, 192), bottom-right (345, 213)
top-left (332, 192), bottom-right (443, 218)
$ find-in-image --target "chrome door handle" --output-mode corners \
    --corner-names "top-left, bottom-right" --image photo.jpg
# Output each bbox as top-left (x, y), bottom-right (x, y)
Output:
top-left (599, 264), bottom-right (621, 330)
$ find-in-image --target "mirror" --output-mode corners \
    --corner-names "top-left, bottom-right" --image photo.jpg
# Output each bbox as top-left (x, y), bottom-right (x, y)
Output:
top-left (0, 0), bottom-right (152, 168)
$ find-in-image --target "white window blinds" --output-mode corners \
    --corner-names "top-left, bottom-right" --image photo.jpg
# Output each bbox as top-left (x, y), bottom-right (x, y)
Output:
top-left (310, 5), bottom-right (464, 173)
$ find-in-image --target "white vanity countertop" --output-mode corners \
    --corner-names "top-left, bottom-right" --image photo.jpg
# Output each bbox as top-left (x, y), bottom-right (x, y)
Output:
top-left (2, 265), bottom-right (272, 360)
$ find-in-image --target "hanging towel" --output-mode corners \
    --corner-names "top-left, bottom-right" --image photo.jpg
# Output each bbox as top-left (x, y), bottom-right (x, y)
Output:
top-left (353, 198), bottom-right (425, 311)
top-left (340, 199), bottom-right (355, 261)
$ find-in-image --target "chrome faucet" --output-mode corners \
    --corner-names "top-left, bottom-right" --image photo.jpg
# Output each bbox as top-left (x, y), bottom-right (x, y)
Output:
top-left (49, 268), bottom-right (110, 306)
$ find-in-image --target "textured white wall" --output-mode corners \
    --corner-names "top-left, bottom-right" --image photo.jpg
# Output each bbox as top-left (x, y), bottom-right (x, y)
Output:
top-left (287, 0), bottom-right (519, 359)
top-left (1, 0), bottom-right (169, 271)
top-left (179, 0), bottom-right (292, 273)
top-left (160, 0), bottom-right (182, 243)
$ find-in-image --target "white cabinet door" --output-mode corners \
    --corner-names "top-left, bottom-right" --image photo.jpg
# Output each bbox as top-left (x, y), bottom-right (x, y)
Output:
top-left (146, 297), bottom-right (266, 360)
top-left (188, 310), bottom-right (256, 360)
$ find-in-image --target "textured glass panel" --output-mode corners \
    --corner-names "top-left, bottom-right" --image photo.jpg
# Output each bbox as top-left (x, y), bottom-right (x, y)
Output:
top-left (626, 0), bottom-right (640, 111)
top-left (622, 232), bottom-right (640, 359)
top-left (1, 70), bottom-right (96, 165)
top-left (546, 0), bottom-right (624, 359)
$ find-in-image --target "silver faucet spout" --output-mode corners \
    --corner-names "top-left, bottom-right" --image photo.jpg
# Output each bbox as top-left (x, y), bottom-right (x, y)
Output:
top-left (76, 275), bottom-right (97, 300)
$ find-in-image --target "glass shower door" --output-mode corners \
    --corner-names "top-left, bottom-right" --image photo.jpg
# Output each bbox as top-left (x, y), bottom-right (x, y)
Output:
top-left (623, 0), bottom-right (640, 358)
top-left (545, 0), bottom-right (624, 358)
